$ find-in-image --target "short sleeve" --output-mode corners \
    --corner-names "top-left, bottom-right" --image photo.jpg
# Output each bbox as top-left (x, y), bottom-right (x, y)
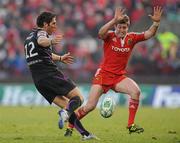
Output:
top-left (37, 30), bottom-right (48, 39)
top-left (132, 32), bottom-right (145, 44)
top-left (102, 31), bottom-right (114, 42)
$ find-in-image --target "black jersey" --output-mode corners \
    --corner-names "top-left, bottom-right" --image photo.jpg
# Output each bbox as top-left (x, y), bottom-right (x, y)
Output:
top-left (24, 28), bottom-right (59, 82)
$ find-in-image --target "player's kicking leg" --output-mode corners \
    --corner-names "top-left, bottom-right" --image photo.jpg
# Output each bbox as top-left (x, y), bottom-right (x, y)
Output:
top-left (64, 84), bottom-right (104, 137)
top-left (55, 87), bottom-right (83, 129)
top-left (69, 112), bottom-right (100, 140)
top-left (63, 106), bottom-right (87, 137)
top-left (58, 109), bottom-right (99, 140)
top-left (54, 87), bottom-right (99, 140)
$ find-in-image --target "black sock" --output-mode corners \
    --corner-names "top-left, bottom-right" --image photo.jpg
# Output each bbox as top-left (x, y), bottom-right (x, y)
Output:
top-left (66, 96), bottom-right (82, 115)
top-left (69, 112), bottom-right (90, 136)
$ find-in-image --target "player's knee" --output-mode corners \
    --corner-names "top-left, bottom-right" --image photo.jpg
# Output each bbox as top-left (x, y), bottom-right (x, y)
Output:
top-left (72, 96), bottom-right (82, 107)
top-left (131, 88), bottom-right (141, 100)
top-left (134, 88), bottom-right (141, 99)
top-left (79, 95), bottom-right (84, 105)
top-left (75, 91), bottom-right (84, 105)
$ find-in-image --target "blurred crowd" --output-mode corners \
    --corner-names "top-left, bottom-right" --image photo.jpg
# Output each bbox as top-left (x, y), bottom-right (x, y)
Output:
top-left (0, 0), bottom-right (179, 82)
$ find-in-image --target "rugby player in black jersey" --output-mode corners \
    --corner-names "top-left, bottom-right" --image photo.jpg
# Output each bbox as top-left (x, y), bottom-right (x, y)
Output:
top-left (24, 11), bottom-right (98, 140)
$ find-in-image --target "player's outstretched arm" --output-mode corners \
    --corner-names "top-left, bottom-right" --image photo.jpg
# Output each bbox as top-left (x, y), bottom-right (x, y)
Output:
top-left (144, 6), bottom-right (163, 40)
top-left (98, 7), bottom-right (125, 39)
top-left (52, 52), bottom-right (74, 64)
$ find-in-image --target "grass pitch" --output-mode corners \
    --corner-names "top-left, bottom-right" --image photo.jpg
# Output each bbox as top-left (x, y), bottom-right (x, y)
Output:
top-left (0, 106), bottom-right (180, 143)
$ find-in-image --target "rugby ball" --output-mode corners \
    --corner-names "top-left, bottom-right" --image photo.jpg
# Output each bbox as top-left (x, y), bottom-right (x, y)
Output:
top-left (100, 97), bottom-right (114, 118)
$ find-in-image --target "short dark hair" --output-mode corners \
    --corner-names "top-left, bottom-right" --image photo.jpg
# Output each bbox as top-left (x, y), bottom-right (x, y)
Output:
top-left (36, 12), bottom-right (56, 27)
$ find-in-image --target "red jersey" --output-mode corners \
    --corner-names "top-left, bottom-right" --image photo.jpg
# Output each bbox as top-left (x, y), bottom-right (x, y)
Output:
top-left (99, 31), bottom-right (145, 75)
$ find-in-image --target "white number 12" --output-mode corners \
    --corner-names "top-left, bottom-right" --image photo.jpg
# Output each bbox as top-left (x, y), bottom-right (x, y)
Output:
top-left (25, 42), bottom-right (38, 59)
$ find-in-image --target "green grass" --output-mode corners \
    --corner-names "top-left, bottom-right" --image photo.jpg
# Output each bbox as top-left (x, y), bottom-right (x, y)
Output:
top-left (0, 106), bottom-right (180, 143)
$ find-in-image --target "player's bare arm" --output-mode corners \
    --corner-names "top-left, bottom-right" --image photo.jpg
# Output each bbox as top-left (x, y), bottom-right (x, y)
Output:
top-left (52, 52), bottom-right (74, 64)
top-left (98, 7), bottom-right (125, 39)
top-left (37, 34), bottom-right (63, 47)
top-left (144, 6), bottom-right (163, 40)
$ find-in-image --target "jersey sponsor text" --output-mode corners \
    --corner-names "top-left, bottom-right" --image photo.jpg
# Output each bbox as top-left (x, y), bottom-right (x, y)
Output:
top-left (112, 46), bottom-right (130, 52)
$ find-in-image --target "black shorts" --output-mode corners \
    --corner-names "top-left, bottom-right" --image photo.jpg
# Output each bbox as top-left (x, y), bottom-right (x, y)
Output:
top-left (34, 73), bottom-right (76, 104)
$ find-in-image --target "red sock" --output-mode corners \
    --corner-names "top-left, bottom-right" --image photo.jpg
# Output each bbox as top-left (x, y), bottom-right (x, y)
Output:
top-left (67, 123), bottom-right (74, 129)
top-left (67, 107), bottom-right (88, 129)
top-left (76, 107), bottom-right (87, 120)
top-left (128, 98), bottom-right (139, 127)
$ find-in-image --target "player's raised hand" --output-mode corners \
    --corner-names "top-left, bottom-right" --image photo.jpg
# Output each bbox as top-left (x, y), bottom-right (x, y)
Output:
top-left (114, 7), bottom-right (125, 23)
top-left (149, 6), bottom-right (163, 22)
top-left (61, 52), bottom-right (74, 64)
top-left (52, 34), bottom-right (64, 45)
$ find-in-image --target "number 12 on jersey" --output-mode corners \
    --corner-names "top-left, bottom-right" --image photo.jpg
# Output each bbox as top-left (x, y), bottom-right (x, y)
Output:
top-left (25, 42), bottom-right (38, 59)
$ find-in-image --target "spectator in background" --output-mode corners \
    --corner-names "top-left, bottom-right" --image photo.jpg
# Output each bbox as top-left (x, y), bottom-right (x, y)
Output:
top-left (157, 31), bottom-right (179, 60)
top-left (0, 0), bottom-right (180, 81)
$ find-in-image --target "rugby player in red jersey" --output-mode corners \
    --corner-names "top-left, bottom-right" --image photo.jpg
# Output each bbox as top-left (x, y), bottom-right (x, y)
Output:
top-left (64, 6), bottom-right (163, 135)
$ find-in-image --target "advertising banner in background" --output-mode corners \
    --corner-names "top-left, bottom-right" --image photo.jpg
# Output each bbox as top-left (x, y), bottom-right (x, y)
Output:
top-left (0, 84), bottom-right (180, 108)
